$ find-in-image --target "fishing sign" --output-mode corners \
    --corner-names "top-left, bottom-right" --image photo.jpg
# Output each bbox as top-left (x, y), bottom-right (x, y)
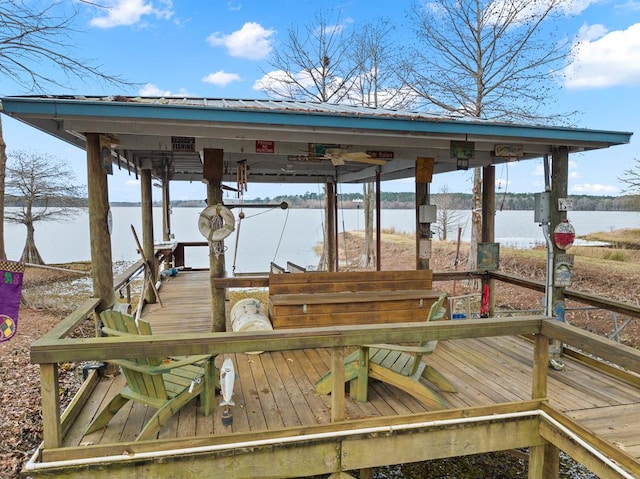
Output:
top-left (0, 260), bottom-right (24, 342)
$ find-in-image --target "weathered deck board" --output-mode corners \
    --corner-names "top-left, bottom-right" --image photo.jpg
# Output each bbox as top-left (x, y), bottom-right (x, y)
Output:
top-left (62, 270), bottom-right (640, 468)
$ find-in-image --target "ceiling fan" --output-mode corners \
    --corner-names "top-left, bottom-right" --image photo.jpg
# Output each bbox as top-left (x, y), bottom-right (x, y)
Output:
top-left (302, 144), bottom-right (388, 167)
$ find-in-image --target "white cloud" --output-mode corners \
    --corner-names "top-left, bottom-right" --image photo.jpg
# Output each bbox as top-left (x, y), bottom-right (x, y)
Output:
top-left (202, 71), bottom-right (241, 86)
top-left (570, 183), bottom-right (619, 193)
top-left (576, 23), bottom-right (608, 42)
top-left (226, 1), bottom-right (242, 11)
top-left (253, 69), bottom-right (315, 96)
top-left (207, 22), bottom-right (275, 60)
top-left (532, 163), bottom-right (545, 176)
top-left (564, 23), bottom-right (640, 88)
top-left (139, 83), bottom-right (190, 97)
top-left (90, 0), bottom-right (173, 28)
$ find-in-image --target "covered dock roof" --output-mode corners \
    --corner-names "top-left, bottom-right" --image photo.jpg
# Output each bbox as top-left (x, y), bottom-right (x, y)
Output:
top-left (0, 95), bottom-right (632, 185)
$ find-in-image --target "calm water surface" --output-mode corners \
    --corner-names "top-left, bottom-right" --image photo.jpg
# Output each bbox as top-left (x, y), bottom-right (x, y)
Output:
top-left (5, 207), bottom-right (639, 270)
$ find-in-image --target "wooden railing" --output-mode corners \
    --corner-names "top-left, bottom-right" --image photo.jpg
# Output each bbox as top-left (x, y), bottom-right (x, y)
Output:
top-left (30, 315), bottom-right (640, 451)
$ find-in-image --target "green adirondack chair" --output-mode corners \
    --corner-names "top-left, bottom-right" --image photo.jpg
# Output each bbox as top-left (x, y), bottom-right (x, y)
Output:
top-left (85, 309), bottom-right (215, 441)
top-left (315, 293), bottom-right (457, 409)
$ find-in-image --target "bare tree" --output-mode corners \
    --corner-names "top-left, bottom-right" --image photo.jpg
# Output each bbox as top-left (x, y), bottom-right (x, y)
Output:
top-left (348, 19), bottom-right (411, 268)
top-left (402, 0), bottom-right (573, 273)
top-left (6, 150), bottom-right (85, 264)
top-left (433, 185), bottom-right (467, 241)
top-left (257, 10), bottom-right (362, 271)
top-left (0, 1), bottom-right (126, 260)
top-left (257, 10), bottom-right (359, 103)
top-left (618, 158), bottom-right (640, 209)
top-left (619, 158), bottom-right (640, 193)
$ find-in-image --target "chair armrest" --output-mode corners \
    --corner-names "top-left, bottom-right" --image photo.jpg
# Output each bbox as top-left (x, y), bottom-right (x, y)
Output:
top-left (362, 342), bottom-right (437, 354)
top-left (108, 355), bottom-right (213, 374)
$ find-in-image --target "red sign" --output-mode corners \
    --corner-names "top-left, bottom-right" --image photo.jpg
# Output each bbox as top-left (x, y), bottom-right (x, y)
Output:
top-left (256, 140), bottom-right (275, 153)
top-left (553, 220), bottom-right (575, 250)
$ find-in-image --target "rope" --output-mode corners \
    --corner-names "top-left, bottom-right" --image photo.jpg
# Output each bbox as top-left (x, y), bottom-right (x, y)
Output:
top-left (232, 210), bottom-right (245, 275)
top-left (271, 207), bottom-right (290, 263)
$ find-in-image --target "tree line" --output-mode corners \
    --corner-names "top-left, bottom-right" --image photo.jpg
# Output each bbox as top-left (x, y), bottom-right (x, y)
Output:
top-left (16, 192), bottom-right (627, 211)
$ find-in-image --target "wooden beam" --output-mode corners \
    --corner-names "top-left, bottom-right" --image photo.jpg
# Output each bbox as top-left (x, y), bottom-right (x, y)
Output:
top-left (541, 320), bottom-right (640, 374)
top-left (331, 347), bottom-right (345, 422)
top-left (37, 298), bottom-right (101, 341)
top-left (85, 133), bottom-right (114, 310)
top-left (528, 443), bottom-right (560, 479)
top-left (43, 400), bottom-right (545, 463)
top-left (140, 169), bottom-right (157, 304)
top-left (326, 181), bottom-right (337, 272)
top-left (415, 158), bottom-right (434, 271)
top-left (203, 148), bottom-right (226, 332)
top-left (541, 403), bottom-right (640, 477)
top-left (532, 333), bottom-right (549, 400)
top-left (31, 317), bottom-right (545, 364)
top-left (376, 168), bottom-right (381, 271)
top-left (40, 364), bottom-right (61, 448)
top-left (340, 417), bottom-right (542, 470)
top-left (482, 165), bottom-right (496, 315)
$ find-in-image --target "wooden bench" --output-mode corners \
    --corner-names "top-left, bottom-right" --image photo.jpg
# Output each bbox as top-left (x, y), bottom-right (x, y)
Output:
top-left (268, 270), bottom-right (446, 329)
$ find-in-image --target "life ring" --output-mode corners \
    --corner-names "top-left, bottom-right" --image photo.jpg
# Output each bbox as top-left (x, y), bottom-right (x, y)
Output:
top-left (198, 204), bottom-right (235, 242)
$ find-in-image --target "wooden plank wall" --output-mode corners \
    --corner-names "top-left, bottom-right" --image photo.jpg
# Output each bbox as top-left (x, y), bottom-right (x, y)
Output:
top-left (268, 270), bottom-right (443, 329)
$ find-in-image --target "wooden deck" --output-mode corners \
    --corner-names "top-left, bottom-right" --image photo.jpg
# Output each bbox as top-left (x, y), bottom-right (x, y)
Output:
top-left (64, 271), bottom-right (639, 460)
top-left (27, 270), bottom-right (640, 478)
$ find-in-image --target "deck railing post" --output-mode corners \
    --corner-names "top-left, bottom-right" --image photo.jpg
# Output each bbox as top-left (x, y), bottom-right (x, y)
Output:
top-left (331, 347), bottom-right (346, 422)
top-left (532, 333), bottom-right (549, 400)
top-left (529, 332), bottom-right (559, 479)
top-left (40, 363), bottom-right (62, 449)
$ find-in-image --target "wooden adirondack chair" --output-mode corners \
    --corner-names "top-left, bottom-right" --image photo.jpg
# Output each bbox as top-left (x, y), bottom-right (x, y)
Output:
top-left (85, 309), bottom-right (215, 441)
top-left (315, 293), bottom-right (457, 409)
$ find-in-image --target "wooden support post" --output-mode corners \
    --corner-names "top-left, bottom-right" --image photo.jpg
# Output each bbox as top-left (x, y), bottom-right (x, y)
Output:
top-left (482, 165), bottom-right (496, 315)
top-left (528, 443), bottom-right (560, 479)
top-left (40, 363), bottom-right (62, 448)
top-left (333, 179), bottom-right (339, 272)
top-left (86, 133), bottom-right (114, 311)
top-left (331, 347), bottom-right (345, 422)
top-left (360, 468), bottom-right (373, 479)
top-left (161, 174), bottom-right (172, 269)
top-left (532, 333), bottom-right (549, 400)
top-left (376, 168), bottom-right (381, 271)
top-left (529, 332), bottom-right (559, 479)
top-left (326, 181), bottom-right (337, 272)
top-left (550, 147), bottom-right (569, 357)
top-left (203, 148), bottom-right (226, 332)
top-left (351, 346), bottom-right (369, 402)
top-left (416, 158), bottom-right (434, 271)
top-left (140, 168), bottom-right (157, 304)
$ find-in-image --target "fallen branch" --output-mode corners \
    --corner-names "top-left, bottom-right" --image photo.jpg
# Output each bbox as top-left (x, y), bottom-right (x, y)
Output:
top-left (23, 262), bottom-right (89, 275)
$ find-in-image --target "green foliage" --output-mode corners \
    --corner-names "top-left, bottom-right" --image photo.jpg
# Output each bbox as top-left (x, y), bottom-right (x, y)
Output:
top-left (603, 251), bottom-right (626, 262)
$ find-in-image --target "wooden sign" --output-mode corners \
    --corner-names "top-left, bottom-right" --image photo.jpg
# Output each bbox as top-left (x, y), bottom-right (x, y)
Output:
top-left (172, 136), bottom-right (195, 152)
top-left (366, 150), bottom-right (394, 159)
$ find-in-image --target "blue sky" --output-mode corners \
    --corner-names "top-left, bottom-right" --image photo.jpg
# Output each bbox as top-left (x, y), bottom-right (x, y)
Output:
top-left (1, 0), bottom-right (639, 202)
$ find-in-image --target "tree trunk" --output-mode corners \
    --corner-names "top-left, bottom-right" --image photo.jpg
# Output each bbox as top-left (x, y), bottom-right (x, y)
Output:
top-left (0, 116), bottom-right (7, 260)
top-left (360, 182), bottom-right (375, 267)
top-left (466, 167), bottom-right (482, 287)
top-left (21, 222), bottom-right (44, 265)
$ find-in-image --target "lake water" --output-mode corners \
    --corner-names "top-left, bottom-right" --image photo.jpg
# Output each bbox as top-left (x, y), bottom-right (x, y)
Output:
top-left (5, 207), bottom-right (640, 271)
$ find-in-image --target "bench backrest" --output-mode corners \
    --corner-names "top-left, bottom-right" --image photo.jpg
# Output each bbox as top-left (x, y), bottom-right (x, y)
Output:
top-left (268, 269), bottom-right (433, 295)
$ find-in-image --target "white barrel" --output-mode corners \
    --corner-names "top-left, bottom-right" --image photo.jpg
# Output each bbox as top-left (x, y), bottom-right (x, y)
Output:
top-left (230, 298), bottom-right (272, 354)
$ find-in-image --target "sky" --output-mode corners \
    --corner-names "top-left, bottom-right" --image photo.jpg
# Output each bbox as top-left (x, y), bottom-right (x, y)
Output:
top-left (1, 0), bottom-right (639, 202)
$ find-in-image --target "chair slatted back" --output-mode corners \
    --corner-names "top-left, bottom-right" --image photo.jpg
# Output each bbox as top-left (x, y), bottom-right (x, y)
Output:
top-left (410, 293), bottom-right (448, 376)
top-left (99, 310), bottom-right (168, 400)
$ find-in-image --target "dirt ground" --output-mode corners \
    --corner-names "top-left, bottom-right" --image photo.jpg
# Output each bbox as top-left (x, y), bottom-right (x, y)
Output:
top-left (1, 237), bottom-right (638, 478)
